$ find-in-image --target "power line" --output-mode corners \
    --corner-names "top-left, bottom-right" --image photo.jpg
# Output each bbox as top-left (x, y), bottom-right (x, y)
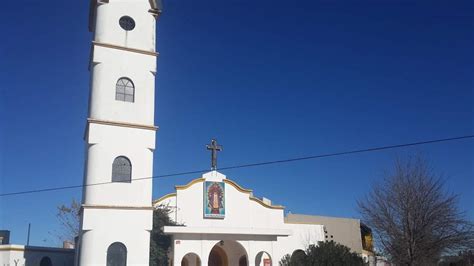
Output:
top-left (1, 134), bottom-right (473, 197)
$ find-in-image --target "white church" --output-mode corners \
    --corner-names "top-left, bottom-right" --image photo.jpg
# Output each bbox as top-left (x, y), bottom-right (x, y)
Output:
top-left (155, 168), bottom-right (328, 266)
top-left (0, 0), bottom-right (375, 265)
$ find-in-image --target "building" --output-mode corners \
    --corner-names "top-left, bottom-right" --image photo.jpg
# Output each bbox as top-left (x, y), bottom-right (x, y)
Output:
top-left (76, 0), bottom-right (162, 265)
top-left (154, 171), bottom-right (375, 265)
top-left (0, 232), bottom-right (75, 266)
top-left (75, 0), bottom-right (376, 265)
top-left (284, 214), bottom-right (374, 263)
top-left (1, 0), bottom-right (378, 265)
top-left (0, 245), bottom-right (75, 266)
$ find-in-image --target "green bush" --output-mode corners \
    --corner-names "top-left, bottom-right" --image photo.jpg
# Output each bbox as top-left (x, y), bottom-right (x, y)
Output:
top-left (279, 241), bottom-right (366, 266)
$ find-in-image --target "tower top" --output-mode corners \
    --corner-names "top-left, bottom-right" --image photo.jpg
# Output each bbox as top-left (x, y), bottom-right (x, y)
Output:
top-left (88, 0), bottom-right (163, 32)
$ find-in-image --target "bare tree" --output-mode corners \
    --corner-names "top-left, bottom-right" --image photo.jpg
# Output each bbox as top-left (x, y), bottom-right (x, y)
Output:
top-left (52, 198), bottom-right (80, 243)
top-left (358, 156), bottom-right (474, 265)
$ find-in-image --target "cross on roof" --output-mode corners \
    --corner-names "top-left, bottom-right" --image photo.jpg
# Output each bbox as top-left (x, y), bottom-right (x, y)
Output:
top-left (206, 139), bottom-right (223, 170)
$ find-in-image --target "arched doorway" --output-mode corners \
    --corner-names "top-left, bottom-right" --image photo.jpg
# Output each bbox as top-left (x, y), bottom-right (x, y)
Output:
top-left (255, 251), bottom-right (272, 266)
top-left (209, 244), bottom-right (227, 266)
top-left (182, 252), bottom-right (201, 266)
top-left (208, 240), bottom-right (248, 266)
top-left (40, 257), bottom-right (52, 266)
top-left (239, 255), bottom-right (248, 266)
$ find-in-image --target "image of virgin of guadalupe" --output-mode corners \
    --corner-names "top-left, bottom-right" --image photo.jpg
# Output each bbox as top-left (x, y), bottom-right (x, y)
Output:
top-left (207, 182), bottom-right (224, 214)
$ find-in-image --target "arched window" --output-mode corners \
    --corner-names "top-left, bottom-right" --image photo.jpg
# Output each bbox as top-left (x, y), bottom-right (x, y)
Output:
top-left (255, 251), bottom-right (272, 266)
top-left (115, 78), bottom-right (134, 103)
top-left (40, 257), bottom-right (52, 266)
top-left (107, 242), bottom-right (127, 266)
top-left (112, 156), bottom-right (132, 183)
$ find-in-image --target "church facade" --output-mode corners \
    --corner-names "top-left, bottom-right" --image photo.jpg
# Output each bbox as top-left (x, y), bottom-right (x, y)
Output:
top-left (74, 0), bottom-right (375, 265)
top-left (154, 171), bottom-right (326, 266)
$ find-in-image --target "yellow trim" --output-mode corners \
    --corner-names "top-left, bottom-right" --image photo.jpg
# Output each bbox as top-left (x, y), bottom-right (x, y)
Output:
top-left (93, 41), bottom-right (159, 57)
top-left (224, 179), bottom-right (285, 209)
top-left (175, 178), bottom-right (205, 190)
top-left (88, 118), bottom-right (158, 131)
top-left (249, 196), bottom-right (285, 210)
top-left (153, 193), bottom-right (177, 205)
top-left (223, 179), bottom-right (253, 194)
top-left (152, 176), bottom-right (285, 210)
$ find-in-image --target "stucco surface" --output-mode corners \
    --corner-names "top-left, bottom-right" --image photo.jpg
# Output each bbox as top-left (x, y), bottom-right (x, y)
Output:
top-left (155, 171), bottom-right (325, 266)
top-left (78, 0), bottom-right (158, 265)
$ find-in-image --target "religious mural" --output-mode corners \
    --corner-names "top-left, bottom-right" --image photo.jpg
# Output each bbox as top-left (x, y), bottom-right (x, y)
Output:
top-left (204, 181), bottom-right (225, 218)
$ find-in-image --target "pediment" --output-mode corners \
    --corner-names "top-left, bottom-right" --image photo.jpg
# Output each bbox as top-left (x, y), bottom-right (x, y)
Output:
top-left (153, 171), bottom-right (284, 210)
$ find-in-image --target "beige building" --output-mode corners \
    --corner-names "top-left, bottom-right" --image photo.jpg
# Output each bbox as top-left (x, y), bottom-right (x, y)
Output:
top-left (285, 214), bottom-right (374, 261)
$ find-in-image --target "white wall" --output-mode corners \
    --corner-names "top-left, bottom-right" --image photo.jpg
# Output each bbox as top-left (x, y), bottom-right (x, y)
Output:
top-left (89, 46), bottom-right (156, 126)
top-left (78, 0), bottom-right (158, 265)
top-left (155, 171), bottom-right (325, 266)
top-left (94, 0), bottom-right (156, 52)
top-left (79, 208), bottom-right (152, 265)
top-left (0, 245), bottom-right (74, 266)
top-left (83, 123), bottom-right (154, 206)
top-left (159, 172), bottom-right (285, 229)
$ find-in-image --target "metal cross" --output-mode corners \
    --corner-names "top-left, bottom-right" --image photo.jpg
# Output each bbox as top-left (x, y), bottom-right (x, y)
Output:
top-left (206, 139), bottom-right (223, 170)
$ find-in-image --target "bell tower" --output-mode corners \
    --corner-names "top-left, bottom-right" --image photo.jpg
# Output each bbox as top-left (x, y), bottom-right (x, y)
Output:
top-left (77, 0), bottom-right (162, 265)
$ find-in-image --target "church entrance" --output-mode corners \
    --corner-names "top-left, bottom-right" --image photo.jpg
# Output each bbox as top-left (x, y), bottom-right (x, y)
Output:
top-left (208, 244), bottom-right (227, 266)
top-left (208, 240), bottom-right (248, 266)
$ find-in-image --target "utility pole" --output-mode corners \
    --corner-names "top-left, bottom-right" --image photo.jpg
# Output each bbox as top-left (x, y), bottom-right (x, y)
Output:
top-left (26, 223), bottom-right (31, 246)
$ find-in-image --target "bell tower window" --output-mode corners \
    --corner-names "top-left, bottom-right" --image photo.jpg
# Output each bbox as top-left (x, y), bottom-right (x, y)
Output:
top-left (115, 78), bottom-right (135, 103)
top-left (107, 242), bottom-right (127, 266)
top-left (119, 16), bottom-right (135, 31)
top-left (112, 156), bottom-right (132, 183)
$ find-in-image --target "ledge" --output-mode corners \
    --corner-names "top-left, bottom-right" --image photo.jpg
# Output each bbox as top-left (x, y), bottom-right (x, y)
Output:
top-left (93, 41), bottom-right (159, 57)
top-left (88, 118), bottom-right (158, 131)
top-left (164, 226), bottom-right (291, 237)
top-left (153, 193), bottom-right (177, 205)
top-left (175, 178), bottom-right (205, 190)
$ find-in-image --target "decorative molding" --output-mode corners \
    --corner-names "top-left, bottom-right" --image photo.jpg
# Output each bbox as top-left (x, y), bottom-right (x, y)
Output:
top-left (249, 196), bottom-right (285, 210)
top-left (93, 41), bottom-right (159, 57)
top-left (87, 118), bottom-right (158, 131)
top-left (175, 178), bottom-right (205, 190)
top-left (224, 178), bottom-right (284, 209)
top-left (82, 204), bottom-right (154, 211)
top-left (148, 8), bottom-right (162, 17)
top-left (223, 179), bottom-right (253, 194)
top-left (153, 193), bottom-right (177, 205)
top-left (154, 176), bottom-right (285, 210)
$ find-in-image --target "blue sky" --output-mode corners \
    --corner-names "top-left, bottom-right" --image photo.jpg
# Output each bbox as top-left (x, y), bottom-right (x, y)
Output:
top-left (0, 0), bottom-right (473, 246)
